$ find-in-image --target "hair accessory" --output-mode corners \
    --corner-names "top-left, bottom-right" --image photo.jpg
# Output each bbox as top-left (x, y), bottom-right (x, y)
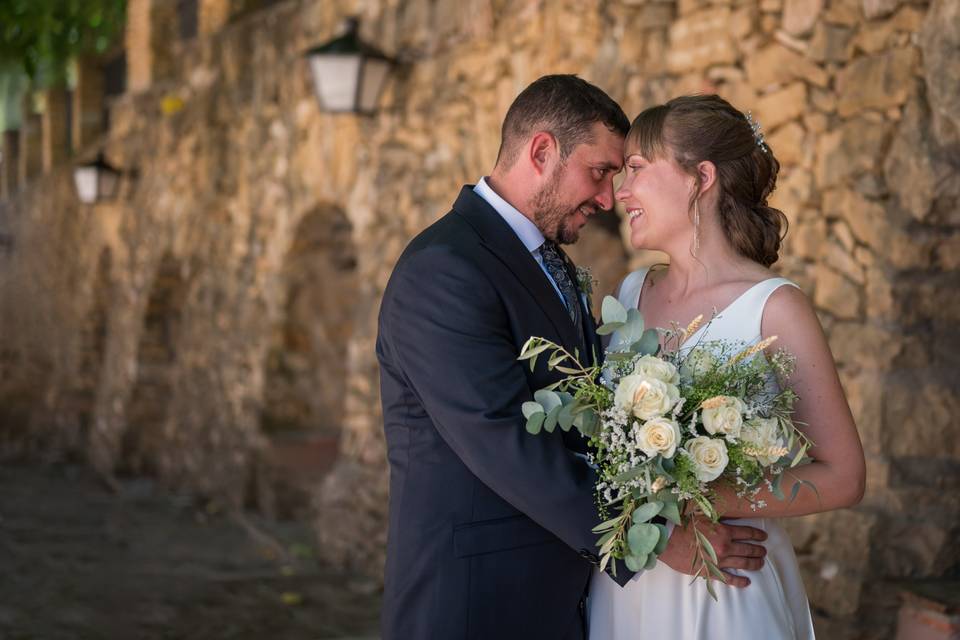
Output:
top-left (745, 111), bottom-right (769, 154)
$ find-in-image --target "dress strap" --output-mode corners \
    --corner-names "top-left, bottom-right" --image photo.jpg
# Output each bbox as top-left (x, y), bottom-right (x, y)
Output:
top-left (733, 277), bottom-right (801, 342)
top-left (617, 268), bottom-right (650, 309)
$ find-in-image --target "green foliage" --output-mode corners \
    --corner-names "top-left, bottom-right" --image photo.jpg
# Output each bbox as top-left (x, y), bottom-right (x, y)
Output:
top-left (0, 0), bottom-right (127, 85)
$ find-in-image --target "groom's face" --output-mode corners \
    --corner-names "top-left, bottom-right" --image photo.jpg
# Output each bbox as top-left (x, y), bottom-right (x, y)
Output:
top-left (532, 122), bottom-right (624, 245)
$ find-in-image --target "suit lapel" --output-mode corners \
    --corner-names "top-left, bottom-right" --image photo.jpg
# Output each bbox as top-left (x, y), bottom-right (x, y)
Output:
top-left (452, 187), bottom-right (581, 351)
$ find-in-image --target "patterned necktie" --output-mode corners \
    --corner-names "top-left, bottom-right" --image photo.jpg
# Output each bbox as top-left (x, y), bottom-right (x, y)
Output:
top-left (539, 240), bottom-right (582, 327)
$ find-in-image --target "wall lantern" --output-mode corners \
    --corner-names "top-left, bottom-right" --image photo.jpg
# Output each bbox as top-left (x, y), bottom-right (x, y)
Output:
top-left (73, 153), bottom-right (121, 204)
top-left (305, 18), bottom-right (394, 114)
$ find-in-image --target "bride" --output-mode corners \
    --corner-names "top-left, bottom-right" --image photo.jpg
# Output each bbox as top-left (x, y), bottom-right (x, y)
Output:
top-left (588, 95), bottom-right (866, 639)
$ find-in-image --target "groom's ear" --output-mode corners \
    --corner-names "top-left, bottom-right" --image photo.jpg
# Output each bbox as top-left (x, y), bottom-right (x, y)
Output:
top-left (528, 131), bottom-right (559, 176)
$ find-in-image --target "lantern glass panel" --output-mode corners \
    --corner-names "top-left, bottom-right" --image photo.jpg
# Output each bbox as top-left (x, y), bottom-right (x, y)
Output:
top-left (309, 54), bottom-right (361, 112)
top-left (98, 167), bottom-right (120, 199)
top-left (359, 58), bottom-right (391, 113)
top-left (74, 166), bottom-right (99, 203)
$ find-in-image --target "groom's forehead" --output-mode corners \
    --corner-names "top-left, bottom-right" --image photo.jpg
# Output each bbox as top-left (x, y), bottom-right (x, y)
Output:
top-left (578, 132), bottom-right (625, 169)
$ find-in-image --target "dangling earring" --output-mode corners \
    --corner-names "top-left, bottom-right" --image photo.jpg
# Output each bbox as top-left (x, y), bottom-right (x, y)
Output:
top-left (693, 199), bottom-right (701, 256)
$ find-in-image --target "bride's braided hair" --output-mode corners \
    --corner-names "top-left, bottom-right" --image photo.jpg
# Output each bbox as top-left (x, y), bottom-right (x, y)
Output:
top-left (626, 94), bottom-right (788, 267)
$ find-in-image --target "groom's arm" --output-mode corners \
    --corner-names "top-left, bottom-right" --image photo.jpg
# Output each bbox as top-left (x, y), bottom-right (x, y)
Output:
top-left (381, 245), bottom-right (629, 577)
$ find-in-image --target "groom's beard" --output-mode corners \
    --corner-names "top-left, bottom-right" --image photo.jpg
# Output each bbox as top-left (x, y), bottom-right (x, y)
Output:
top-left (532, 164), bottom-right (596, 245)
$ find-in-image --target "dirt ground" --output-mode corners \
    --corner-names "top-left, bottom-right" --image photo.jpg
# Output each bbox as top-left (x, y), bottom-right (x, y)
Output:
top-left (0, 463), bottom-right (381, 640)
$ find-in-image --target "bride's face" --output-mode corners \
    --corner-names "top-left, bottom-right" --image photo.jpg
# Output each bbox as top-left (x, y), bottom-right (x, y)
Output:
top-left (616, 148), bottom-right (696, 251)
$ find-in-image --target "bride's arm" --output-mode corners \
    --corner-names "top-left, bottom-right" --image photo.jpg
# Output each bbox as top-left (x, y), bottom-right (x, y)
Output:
top-left (715, 285), bottom-right (866, 518)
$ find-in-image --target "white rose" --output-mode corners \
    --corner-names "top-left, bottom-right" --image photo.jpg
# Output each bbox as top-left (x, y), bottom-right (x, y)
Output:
top-left (631, 355), bottom-right (680, 385)
top-left (741, 417), bottom-right (786, 465)
top-left (700, 395), bottom-right (746, 438)
top-left (637, 417), bottom-right (681, 458)
top-left (685, 436), bottom-right (729, 482)
top-left (614, 375), bottom-right (680, 420)
top-left (680, 347), bottom-right (717, 383)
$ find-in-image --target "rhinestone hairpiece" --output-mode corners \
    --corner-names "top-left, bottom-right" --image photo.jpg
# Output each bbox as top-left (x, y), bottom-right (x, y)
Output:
top-left (745, 111), bottom-right (769, 154)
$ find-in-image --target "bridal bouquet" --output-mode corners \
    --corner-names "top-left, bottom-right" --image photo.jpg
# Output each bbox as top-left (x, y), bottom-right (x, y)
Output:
top-left (519, 296), bottom-right (813, 597)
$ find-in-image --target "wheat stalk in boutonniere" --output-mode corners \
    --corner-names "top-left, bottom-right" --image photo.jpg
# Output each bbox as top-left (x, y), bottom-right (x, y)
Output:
top-left (518, 295), bottom-right (816, 599)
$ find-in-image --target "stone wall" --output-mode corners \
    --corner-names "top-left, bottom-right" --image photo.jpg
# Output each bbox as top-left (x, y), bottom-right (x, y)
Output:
top-left (0, 0), bottom-right (957, 637)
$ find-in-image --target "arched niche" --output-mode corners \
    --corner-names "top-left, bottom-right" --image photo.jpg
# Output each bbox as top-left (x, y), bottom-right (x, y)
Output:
top-left (261, 206), bottom-right (357, 438)
top-left (122, 253), bottom-right (187, 473)
top-left (257, 205), bottom-right (357, 518)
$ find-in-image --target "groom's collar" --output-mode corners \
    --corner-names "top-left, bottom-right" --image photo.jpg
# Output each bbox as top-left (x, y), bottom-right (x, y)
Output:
top-left (473, 177), bottom-right (545, 254)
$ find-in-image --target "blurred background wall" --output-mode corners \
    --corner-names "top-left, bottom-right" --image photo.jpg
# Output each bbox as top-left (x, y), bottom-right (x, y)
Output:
top-left (0, 0), bottom-right (957, 637)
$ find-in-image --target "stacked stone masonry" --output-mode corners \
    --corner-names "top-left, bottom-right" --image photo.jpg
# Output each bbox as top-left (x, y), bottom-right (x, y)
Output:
top-left (0, 0), bottom-right (957, 637)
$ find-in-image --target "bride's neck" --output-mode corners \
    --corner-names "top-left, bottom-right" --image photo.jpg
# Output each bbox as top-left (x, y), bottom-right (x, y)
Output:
top-left (656, 235), bottom-right (755, 296)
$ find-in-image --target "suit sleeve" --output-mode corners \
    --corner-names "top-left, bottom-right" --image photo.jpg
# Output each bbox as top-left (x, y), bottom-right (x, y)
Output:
top-left (380, 245), bottom-right (632, 583)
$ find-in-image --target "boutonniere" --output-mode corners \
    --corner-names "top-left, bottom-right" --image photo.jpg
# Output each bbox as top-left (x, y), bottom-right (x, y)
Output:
top-left (576, 265), bottom-right (597, 307)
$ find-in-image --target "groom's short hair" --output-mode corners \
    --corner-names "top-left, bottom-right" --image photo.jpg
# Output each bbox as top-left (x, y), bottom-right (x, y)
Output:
top-left (496, 75), bottom-right (629, 169)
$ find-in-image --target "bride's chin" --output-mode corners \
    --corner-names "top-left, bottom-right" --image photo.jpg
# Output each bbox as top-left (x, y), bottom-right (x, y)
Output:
top-left (629, 231), bottom-right (652, 251)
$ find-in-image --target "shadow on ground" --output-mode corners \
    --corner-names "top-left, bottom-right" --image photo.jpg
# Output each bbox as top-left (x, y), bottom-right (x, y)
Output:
top-left (0, 464), bottom-right (381, 640)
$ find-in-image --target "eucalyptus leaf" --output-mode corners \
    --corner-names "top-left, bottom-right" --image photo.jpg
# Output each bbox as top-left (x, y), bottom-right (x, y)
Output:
top-left (521, 401), bottom-right (544, 419)
top-left (534, 389), bottom-right (562, 413)
top-left (596, 322), bottom-right (625, 336)
top-left (653, 523), bottom-right (670, 555)
top-left (632, 328), bottom-right (661, 356)
top-left (543, 404), bottom-right (562, 433)
top-left (558, 403), bottom-right (576, 431)
top-left (601, 295), bottom-right (628, 324)
top-left (644, 553), bottom-right (659, 570)
top-left (772, 473), bottom-right (785, 501)
top-left (631, 501), bottom-right (664, 524)
top-left (624, 553), bottom-right (647, 572)
top-left (628, 523), bottom-right (660, 556)
top-left (525, 412), bottom-right (545, 435)
top-left (659, 501), bottom-right (681, 526)
top-left (610, 308), bottom-right (645, 351)
top-left (575, 410), bottom-right (599, 437)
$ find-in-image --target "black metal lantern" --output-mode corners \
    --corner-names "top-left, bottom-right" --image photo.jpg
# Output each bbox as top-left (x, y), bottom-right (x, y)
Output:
top-left (73, 152), bottom-right (121, 204)
top-left (305, 18), bottom-right (394, 114)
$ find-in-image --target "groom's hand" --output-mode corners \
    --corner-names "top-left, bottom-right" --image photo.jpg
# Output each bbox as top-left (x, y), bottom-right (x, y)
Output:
top-left (658, 517), bottom-right (767, 588)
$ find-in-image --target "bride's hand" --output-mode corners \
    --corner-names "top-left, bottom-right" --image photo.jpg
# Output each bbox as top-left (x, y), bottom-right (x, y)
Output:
top-left (658, 516), bottom-right (767, 588)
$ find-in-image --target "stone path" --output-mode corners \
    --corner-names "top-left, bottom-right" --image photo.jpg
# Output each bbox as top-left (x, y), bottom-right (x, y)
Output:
top-left (0, 463), bottom-right (381, 640)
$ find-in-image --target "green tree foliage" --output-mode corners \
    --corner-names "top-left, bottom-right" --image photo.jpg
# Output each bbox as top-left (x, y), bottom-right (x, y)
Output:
top-left (0, 0), bottom-right (127, 86)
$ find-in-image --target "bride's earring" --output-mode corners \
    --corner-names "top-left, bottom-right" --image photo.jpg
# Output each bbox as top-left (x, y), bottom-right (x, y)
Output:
top-left (693, 199), bottom-right (701, 256)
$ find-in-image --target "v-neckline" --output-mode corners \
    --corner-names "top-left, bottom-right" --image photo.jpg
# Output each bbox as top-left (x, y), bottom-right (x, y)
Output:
top-left (632, 268), bottom-right (780, 347)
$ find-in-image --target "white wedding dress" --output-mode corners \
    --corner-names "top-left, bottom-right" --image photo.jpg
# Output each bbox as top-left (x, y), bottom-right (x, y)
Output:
top-left (588, 267), bottom-right (815, 640)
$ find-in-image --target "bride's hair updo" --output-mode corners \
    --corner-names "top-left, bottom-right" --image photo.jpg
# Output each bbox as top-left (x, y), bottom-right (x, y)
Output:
top-left (627, 94), bottom-right (788, 267)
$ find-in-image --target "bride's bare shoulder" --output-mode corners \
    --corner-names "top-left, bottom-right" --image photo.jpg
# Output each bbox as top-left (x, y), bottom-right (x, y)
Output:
top-left (762, 281), bottom-right (821, 336)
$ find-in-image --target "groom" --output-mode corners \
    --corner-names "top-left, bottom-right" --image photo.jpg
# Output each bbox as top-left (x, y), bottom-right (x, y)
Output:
top-left (377, 75), bottom-right (768, 639)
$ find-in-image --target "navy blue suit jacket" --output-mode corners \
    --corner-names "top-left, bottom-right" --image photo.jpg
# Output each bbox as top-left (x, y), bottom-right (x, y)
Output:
top-left (376, 187), bottom-right (631, 639)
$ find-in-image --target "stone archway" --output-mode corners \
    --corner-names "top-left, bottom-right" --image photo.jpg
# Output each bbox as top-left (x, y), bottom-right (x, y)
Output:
top-left (122, 253), bottom-right (187, 474)
top-left (257, 206), bottom-right (357, 518)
